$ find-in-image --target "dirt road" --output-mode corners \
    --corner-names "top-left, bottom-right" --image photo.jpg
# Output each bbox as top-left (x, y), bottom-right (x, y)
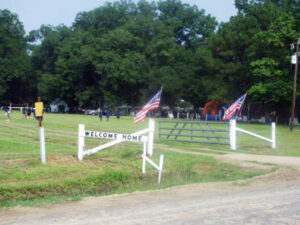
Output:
top-left (1, 149), bottom-right (300, 225)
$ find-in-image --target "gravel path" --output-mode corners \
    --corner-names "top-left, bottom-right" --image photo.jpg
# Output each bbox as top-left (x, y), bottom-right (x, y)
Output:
top-left (0, 168), bottom-right (299, 225)
top-left (1, 147), bottom-right (300, 225)
top-left (160, 145), bottom-right (300, 168)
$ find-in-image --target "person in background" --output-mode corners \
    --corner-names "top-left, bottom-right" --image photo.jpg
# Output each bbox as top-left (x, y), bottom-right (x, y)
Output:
top-left (27, 107), bottom-right (31, 119)
top-left (98, 109), bottom-right (103, 122)
top-left (106, 110), bottom-right (110, 121)
top-left (4, 107), bottom-right (10, 121)
top-left (22, 107), bottom-right (27, 119)
top-left (190, 113), bottom-right (194, 119)
top-left (33, 107), bottom-right (36, 120)
top-left (116, 111), bottom-right (121, 119)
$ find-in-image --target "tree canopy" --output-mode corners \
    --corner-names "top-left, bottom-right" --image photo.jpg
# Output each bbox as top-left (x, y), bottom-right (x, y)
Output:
top-left (0, 0), bottom-right (299, 119)
top-left (0, 9), bottom-right (35, 105)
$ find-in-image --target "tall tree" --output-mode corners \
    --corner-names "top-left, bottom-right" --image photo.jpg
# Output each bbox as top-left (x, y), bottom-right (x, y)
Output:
top-left (0, 9), bottom-right (35, 105)
top-left (157, 0), bottom-right (217, 48)
top-left (248, 14), bottom-right (299, 113)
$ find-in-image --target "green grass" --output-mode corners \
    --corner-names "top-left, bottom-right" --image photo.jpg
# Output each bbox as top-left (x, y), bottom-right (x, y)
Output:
top-left (1, 111), bottom-right (297, 208)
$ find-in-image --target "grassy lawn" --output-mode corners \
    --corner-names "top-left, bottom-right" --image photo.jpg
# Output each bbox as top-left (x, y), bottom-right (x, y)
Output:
top-left (0, 111), bottom-right (298, 208)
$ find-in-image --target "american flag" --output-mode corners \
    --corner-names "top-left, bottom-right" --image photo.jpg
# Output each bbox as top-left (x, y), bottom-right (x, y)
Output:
top-left (222, 93), bottom-right (247, 120)
top-left (134, 88), bottom-right (163, 124)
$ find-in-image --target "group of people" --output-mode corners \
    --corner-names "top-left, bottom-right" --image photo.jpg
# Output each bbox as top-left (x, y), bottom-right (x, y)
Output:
top-left (98, 109), bottom-right (121, 122)
top-left (2, 107), bottom-right (37, 121)
top-left (3, 106), bottom-right (121, 122)
top-left (22, 107), bottom-right (36, 119)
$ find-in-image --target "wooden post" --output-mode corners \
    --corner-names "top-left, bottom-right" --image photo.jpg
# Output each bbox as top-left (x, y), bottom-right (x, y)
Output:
top-left (272, 122), bottom-right (276, 149)
top-left (158, 155), bottom-right (164, 184)
top-left (78, 124), bottom-right (85, 160)
top-left (147, 119), bottom-right (154, 156)
top-left (142, 142), bottom-right (146, 174)
top-left (39, 127), bottom-right (46, 164)
top-left (290, 38), bottom-right (299, 131)
top-left (230, 120), bottom-right (236, 150)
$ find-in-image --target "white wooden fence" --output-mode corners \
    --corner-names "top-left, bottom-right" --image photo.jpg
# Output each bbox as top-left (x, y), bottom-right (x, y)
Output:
top-left (142, 143), bottom-right (164, 184)
top-left (230, 120), bottom-right (276, 150)
top-left (78, 119), bottom-right (164, 183)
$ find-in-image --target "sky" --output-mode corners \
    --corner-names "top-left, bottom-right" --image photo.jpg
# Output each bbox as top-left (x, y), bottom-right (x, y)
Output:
top-left (1, 0), bottom-right (237, 34)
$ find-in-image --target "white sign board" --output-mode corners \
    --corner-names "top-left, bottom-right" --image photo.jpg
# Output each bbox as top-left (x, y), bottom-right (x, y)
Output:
top-left (78, 120), bottom-right (155, 161)
top-left (85, 130), bottom-right (148, 142)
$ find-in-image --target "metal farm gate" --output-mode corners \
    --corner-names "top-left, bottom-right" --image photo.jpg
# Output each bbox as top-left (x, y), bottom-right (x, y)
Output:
top-left (159, 121), bottom-right (230, 145)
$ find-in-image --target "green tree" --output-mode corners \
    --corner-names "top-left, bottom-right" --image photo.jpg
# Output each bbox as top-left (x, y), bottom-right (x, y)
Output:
top-left (0, 9), bottom-right (35, 105)
top-left (157, 0), bottom-right (217, 48)
top-left (29, 0), bottom-right (217, 109)
top-left (248, 14), bottom-right (299, 110)
top-left (211, 0), bottom-right (299, 100)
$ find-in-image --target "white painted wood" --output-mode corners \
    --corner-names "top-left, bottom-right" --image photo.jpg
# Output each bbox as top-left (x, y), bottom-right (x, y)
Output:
top-left (236, 127), bottom-right (273, 143)
top-left (230, 120), bottom-right (236, 150)
top-left (158, 155), bottom-right (164, 184)
top-left (230, 121), bottom-right (277, 150)
top-left (83, 128), bottom-right (150, 157)
top-left (78, 124), bottom-right (85, 160)
top-left (39, 127), bottom-right (46, 164)
top-left (272, 122), bottom-right (276, 149)
top-left (147, 119), bottom-right (154, 156)
top-left (145, 157), bottom-right (160, 170)
top-left (142, 153), bottom-right (164, 184)
top-left (142, 142), bottom-right (146, 174)
top-left (78, 120), bottom-right (164, 184)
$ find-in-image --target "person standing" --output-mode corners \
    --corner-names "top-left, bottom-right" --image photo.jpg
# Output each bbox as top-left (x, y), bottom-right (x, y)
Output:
top-left (22, 107), bottom-right (27, 119)
top-left (106, 110), bottom-right (110, 121)
top-left (4, 107), bottom-right (10, 121)
top-left (116, 111), bottom-right (121, 119)
top-left (98, 109), bottom-right (103, 122)
top-left (27, 107), bottom-right (31, 119)
top-left (33, 107), bottom-right (36, 120)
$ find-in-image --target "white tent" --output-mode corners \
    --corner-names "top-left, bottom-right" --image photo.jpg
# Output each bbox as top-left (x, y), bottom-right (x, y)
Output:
top-left (50, 98), bottom-right (69, 113)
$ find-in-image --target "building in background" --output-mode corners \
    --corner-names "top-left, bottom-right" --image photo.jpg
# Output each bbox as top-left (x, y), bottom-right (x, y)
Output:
top-left (50, 98), bottom-right (69, 113)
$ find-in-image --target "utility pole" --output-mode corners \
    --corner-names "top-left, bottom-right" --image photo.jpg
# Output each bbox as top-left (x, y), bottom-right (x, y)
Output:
top-left (290, 38), bottom-right (300, 131)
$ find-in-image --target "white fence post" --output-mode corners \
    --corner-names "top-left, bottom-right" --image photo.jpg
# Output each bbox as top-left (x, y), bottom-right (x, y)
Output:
top-left (142, 142), bottom-right (146, 174)
top-left (147, 119), bottom-right (154, 156)
top-left (158, 155), bottom-right (164, 184)
top-left (230, 119), bottom-right (236, 150)
top-left (78, 124), bottom-right (85, 160)
top-left (272, 122), bottom-right (276, 149)
top-left (39, 127), bottom-right (46, 164)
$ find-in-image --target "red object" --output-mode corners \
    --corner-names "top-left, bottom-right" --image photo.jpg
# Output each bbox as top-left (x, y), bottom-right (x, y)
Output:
top-left (202, 100), bottom-right (224, 116)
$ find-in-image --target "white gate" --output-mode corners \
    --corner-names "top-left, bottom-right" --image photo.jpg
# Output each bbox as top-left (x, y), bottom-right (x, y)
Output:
top-left (230, 120), bottom-right (276, 150)
top-left (77, 119), bottom-right (164, 183)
